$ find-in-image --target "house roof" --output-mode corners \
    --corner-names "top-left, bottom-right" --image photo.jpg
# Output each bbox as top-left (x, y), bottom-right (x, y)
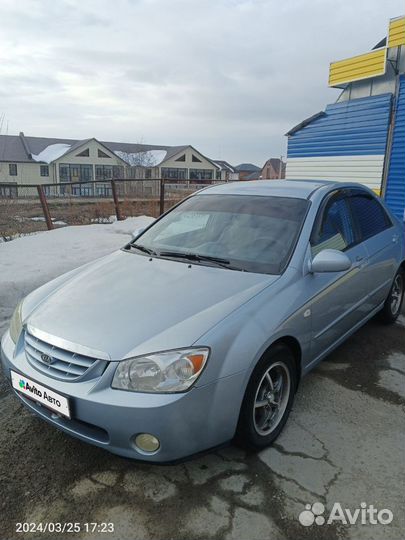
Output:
top-left (245, 171), bottom-right (262, 180)
top-left (235, 163), bottom-right (261, 172)
top-left (285, 111), bottom-right (326, 136)
top-left (104, 141), bottom-right (189, 163)
top-left (262, 158), bottom-right (286, 169)
top-left (0, 134), bottom-right (214, 167)
top-left (212, 160), bottom-right (237, 172)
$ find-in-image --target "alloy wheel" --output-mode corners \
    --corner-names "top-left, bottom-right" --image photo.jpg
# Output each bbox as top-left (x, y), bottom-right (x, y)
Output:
top-left (391, 274), bottom-right (403, 316)
top-left (253, 361), bottom-right (291, 436)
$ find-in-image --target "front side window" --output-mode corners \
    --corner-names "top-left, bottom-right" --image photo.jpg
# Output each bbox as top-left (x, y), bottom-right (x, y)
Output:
top-left (311, 198), bottom-right (355, 256)
top-left (133, 194), bottom-right (309, 274)
top-left (348, 194), bottom-right (391, 240)
top-left (9, 163), bottom-right (17, 176)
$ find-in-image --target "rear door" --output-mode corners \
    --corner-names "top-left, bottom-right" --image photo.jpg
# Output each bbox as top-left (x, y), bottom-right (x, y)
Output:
top-left (347, 192), bottom-right (398, 310)
top-left (308, 192), bottom-right (369, 361)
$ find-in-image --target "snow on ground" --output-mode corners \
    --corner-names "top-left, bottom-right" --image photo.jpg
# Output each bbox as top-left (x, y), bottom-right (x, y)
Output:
top-left (0, 216), bottom-right (154, 335)
top-left (31, 143), bottom-right (72, 164)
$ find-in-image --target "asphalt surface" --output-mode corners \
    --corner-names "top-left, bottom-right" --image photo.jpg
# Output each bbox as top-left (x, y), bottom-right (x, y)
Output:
top-left (0, 307), bottom-right (404, 540)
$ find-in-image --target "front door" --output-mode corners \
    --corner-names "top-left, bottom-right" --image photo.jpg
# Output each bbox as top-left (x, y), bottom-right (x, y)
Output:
top-left (308, 193), bottom-right (369, 362)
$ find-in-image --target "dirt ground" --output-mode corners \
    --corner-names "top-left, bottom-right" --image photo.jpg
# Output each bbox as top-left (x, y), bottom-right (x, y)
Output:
top-left (0, 305), bottom-right (403, 540)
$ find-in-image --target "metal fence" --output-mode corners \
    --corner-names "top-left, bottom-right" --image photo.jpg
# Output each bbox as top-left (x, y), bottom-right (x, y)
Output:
top-left (0, 178), bottom-right (222, 240)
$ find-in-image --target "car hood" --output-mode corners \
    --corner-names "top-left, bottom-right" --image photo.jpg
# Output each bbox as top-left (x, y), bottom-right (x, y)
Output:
top-left (27, 250), bottom-right (277, 360)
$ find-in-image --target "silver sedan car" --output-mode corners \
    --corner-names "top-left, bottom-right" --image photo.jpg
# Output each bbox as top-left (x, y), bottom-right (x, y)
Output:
top-left (1, 180), bottom-right (404, 462)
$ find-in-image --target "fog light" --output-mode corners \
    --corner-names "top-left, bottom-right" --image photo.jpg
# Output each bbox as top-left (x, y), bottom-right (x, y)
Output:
top-left (134, 433), bottom-right (160, 453)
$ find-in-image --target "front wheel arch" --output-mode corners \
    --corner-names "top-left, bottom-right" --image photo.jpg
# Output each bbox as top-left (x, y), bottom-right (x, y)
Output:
top-left (235, 341), bottom-right (298, 449)
top-left (262, 336), bottom-right (302, 389)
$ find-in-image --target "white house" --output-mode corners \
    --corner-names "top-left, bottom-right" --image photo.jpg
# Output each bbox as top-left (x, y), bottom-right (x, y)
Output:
top-left (0, 133), bottom-right (221, 193)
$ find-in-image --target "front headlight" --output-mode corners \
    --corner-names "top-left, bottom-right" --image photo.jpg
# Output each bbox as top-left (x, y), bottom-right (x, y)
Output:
top-left (111, 347), bottom-right (210, 393)
top-left (9, 300), bottom-right (23, 344)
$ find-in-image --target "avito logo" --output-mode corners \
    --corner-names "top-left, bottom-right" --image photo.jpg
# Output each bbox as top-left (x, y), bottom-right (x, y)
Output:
top-left (299, 501), bottom-right (393, 526)
top-left (19, 379), bottom-right (26, 390)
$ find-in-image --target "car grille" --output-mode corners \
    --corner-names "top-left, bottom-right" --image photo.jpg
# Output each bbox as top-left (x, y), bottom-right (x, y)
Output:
top-left (24, 331), bottom-right (103, 381)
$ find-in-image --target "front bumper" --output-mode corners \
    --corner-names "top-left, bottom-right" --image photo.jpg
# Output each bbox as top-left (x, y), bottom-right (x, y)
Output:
top-left (1, 330), bottom-right (245, 462)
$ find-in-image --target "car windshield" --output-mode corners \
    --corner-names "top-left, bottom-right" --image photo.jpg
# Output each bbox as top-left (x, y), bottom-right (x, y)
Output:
top-left (131, 194), bottom-right (309, 274)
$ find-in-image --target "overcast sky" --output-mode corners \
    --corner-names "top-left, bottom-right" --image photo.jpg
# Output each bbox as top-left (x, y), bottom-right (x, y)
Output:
top-left (0, 0), bottom-right (403, 166)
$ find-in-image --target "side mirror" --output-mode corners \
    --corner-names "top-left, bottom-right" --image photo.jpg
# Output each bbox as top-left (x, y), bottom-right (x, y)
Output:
top-left (309, 249), bottom-right (351, 273)
top-left (131, 227), bottom-right (146, 240)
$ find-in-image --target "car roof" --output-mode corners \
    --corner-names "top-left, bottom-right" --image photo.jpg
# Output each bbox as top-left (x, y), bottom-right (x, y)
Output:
top-left (197, 179), bottom-right (339, 199)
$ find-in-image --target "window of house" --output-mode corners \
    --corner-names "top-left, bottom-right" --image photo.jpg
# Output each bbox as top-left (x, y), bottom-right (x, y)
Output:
top-left (189, 169), bottom-right (213, 180)
top-left (80, 164), bottom-right (93, 181)
top-left (76, 148), bottom-right (90, 157)
top-left (59, 164), bottom-right (69, 182)
top-left (192, 154), bottom-right (202, 163)
top-left (113, 165), bottom-right (124, 179)
top-left (70, 165), bottom-right (80, 180)
top-left (348, 195), bottom-right (392, 240)
top-left (96, 165), bottom-right (113, 180)
top-left (98, 149), bottom-right (111, 158)
top-left (311, 198), bottom-right (355, 256)
top-left (96, 185), bottom-right (112, 197)
top-left (9, 163), bottom-right (17, 176)
top-left (72, 185), bottom-right (93, 197)
top-left (59, 164), bottom-right (93, 183)
top-left (161, 167), bottom-right (187, 180)
top-left (0, 183), bottom-right (17, 198)
top-left (40, 165), bottom-right (49, 177)
top-left (175, 154), bottom-right (186, 162)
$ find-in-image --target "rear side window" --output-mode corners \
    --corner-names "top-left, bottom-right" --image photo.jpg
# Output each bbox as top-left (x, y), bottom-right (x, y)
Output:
top-left (311, 198), bottom-right (355, 255)
top-left (349, 195), bottom-right (392, 240)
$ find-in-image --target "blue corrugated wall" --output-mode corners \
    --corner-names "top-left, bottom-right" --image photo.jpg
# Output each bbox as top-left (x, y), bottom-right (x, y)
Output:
top-left (385, 76), bottom-right (405, 220)
top-left (287, 94), bottom-right (392, 157)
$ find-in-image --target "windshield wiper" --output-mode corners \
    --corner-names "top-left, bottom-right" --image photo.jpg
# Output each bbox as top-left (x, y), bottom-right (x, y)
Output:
top-left (127, 243), bottom-right (157, 256)
top-left (159, 251), bottom-right (244, 271)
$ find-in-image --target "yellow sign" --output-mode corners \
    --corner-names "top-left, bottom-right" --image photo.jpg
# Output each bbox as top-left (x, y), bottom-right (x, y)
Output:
top-left (328, 48), bottom-right (386, 88)
top-left (388, 16), bottom-right (405, 48)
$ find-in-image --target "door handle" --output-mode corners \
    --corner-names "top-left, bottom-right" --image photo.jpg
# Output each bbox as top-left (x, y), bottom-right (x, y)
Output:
top-left (354, 255), bottom-right (367, 269)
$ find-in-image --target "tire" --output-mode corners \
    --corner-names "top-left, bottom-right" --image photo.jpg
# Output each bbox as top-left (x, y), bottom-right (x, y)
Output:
top-left (236, 343), bottom-right (297, 450)
top-left (379, 269), bottom-right (404, 324)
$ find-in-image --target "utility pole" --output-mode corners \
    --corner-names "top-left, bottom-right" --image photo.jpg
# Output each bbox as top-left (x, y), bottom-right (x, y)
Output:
top-left (279, 155), bottom-right (284, 179)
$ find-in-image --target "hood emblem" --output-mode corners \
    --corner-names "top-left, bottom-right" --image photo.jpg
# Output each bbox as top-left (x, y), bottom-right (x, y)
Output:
top-left (41, 353), bottom-right (53, 365)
